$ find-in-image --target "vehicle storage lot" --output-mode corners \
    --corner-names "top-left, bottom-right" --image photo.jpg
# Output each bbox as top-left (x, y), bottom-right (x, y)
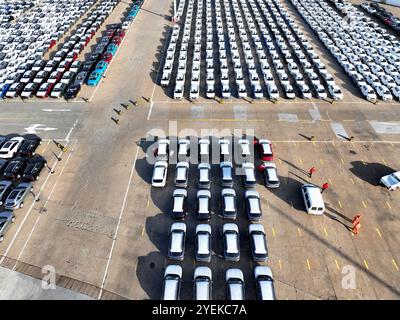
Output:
top-left (0, 0), bottom-right (399, 300)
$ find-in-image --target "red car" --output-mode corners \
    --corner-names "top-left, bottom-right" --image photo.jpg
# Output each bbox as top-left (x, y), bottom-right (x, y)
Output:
top-left (101, 52), bottom-right (113, 63)
top-left (115, 30), bottom-right (125, 38)
top-left (111, 36), bottom-right (122, 45)
top-left (105, 29), bottom-right (115, 38)
top-left (48, 39), bottom-right (56, 49)
top-left (36, 82), bottom-right (55, 98)
top-left (257, 139), bottom-right (274, 161)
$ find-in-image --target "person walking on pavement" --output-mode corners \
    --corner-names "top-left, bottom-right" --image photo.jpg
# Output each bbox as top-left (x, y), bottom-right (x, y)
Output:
top-left (321, 182), bottom-right (329, 193)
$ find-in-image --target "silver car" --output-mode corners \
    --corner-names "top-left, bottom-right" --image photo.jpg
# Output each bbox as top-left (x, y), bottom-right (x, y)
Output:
top-left (4, 182), bottom-right (32, 210)
top-left (0, 211), bottom-right (15, 242)
top-left (0, 180), bottom-right (13, 206)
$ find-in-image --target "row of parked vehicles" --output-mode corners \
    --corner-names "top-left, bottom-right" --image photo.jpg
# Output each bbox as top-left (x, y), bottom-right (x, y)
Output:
top-left (291, 0), bottom-right (400, 101)
top-left (0, 0), bottom-right (124, 99)
top-left (0, 0), bottom-right (37, 23)
top-left (152, 135), bottom-right (276, 300)
top-left (0, 134), bottom-right (46, 241)
top-left (161, 0), bottom-right (341, 100)
top-left (162, 265), bottom-right (275, 300)
top-left (0, 0), bottom-right (97, 93)
top-left (360, 1), bottom-right (400, 34)
top-left (85, 0), bottom-right (144, 86)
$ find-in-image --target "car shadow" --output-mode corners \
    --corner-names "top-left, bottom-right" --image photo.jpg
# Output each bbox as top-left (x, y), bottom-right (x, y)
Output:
top-left (349, 161), bottom-right (396, 186)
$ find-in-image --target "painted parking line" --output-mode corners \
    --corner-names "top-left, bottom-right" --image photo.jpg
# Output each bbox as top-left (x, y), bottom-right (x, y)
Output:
top-left (386, 201), bottom-right (392, 210)
top-left (392, 259), bottom-right (399, 271)
top-left (335, 259), bottom-right (340, 271)
top-left (350, 178), bottom-right (355, 185)
top-left (306, 259), bottom-right (311, 271)
top-left (362, 200), bottom-right (368, 209)
top-left (272, 228), bottom-right (276, 237)
top-left (340, 158), bottom-right (345, 165)
top-left (375, 228), bottom-right (382, 238)
top-left (278, 259), bottom-right (282, 270)
top-left (320, 159), bottom-right (324, 166)
top-left (323, 227), bottom-right (328, 237)
top-left (338, 200), bottom-right (342, 209)
top-left (363, 259), bottom-right (370, 270)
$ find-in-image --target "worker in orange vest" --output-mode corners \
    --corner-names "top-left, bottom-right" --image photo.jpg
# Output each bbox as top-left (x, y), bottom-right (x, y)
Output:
top-left (352, 215), bottom-right (361, 234)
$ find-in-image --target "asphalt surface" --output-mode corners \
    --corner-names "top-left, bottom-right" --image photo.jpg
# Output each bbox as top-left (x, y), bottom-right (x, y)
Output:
top-left (0, 0), bottom-right (399, 300)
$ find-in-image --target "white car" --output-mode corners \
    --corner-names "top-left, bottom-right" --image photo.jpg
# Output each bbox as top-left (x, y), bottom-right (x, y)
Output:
top-left (206, 83), bottom-right (215, 98)
top-left (50, 83), bottom-right (66, 98)
top-left (380, 171), bottom-right (400, 190)
top-left (152, 161), bottom-right (168, 187)
top-left (222, 84), bottom-right (230, 98)
top-left (193, 266), bottom-right (212, 300)
top-left (299, 83), bottom-right (312, 99)
top-left (253, 83), bottom-right (263, 99)
top-left (237, 83), bottom-right (246, 98)
top-left (283, 84), bottom-right (295, 99)
top-left (360, 85), bottom-right (376, 101)
top-left (0, 137), bottom-right (24, 159)
top-left (328, 85), bottom-right (343, 100)
top-left (391, 86), bottom-right (400, 101)
top-left (174, 84), bottom-right (183, 100)
top-left (226, 268), bottom-right (244, 300)
top-left (375, 85), bottom-right (393, 101)
top-left (267, 84), bottom-right (279, 100)
top-left (190, 83), bottom-right (199, 101)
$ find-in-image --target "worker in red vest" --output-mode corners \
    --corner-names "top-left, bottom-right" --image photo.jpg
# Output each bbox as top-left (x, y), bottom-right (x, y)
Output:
top-left (309, 167), bottom-right (316, 178)
top-left (321, 182), bottom-right (329, 193)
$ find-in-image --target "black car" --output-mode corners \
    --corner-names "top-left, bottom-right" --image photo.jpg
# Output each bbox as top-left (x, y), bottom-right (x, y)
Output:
top-left (81, 61), bottom-right (95, 73)
top-left (18, 138), bottom-right (41, 157)
top-left (88, 53), bottom-right (101, 62)
top-left (22, 155), bottom-right (46, 181)
top-left (0, 159), bottom-right (8, 176)
top-left (65, 83), bottom-right (81, 99)
top-left (3, 157), bottom-right (27, 180)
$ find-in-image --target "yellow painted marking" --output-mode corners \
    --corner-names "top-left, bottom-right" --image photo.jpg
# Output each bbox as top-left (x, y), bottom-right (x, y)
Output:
top-left (362, 160), bottom-right (367, 165)
top-left (306, 259), bottom-right (311, 271)
top-left (350, 178), bottom-right (355, 185)
top-left (146, 198), bottom-right (150, 208)
top-left (328, 178), bottom-right (333, 185)
top-left (363, 259), bottom-right (369, 270)
top-left (141, 226), bottom-right (145, 237)
top-left (272, 228), bottom-right (276, 237)
top-left (362, 200), bottom-right (367, 209)
top-left (278, 259), bottom-right (282, 270)
top-left (386, 201), bottom-right (392, 210)
top-left (298, 157), bottom-right (303, 165)
top-left (312, 141), bottom-right (316, 146)
top-left (392, 259), bottom-right (399, 271)
top-left (382, 158), bottom-right (387, 165)
top-left (323, 227), bottom-right (328, 237)
top-left (335, 259), bottom-right (340, 271)
top-left (338, 200), bottom-right (342, 209)
top-left (297, 227), bottom-right (302, 237)
top-left (278, 158), bottom-right (282, 165)
top-left (320, 159), bottom-right (324, 166)
top-left (341, 158), bottom-right (345, 165)
top-left (375, 228), bottom-right (382, 238)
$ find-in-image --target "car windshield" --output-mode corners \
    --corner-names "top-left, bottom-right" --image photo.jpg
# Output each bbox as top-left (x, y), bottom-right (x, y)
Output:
top-left (0, 218), bottom-right (7, 229)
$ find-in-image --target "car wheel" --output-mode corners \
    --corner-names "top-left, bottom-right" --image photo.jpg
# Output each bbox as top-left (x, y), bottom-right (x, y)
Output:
top-left (20, 203), bottom-right (24, 208)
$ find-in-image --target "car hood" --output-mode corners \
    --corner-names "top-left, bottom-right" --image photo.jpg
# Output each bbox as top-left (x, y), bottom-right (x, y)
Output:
top-left (381, 175), bottom-right (399, 187)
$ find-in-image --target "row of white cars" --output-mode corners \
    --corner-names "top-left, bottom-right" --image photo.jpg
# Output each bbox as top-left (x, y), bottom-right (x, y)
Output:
top-left (291, 0), bottom-right (400, 101)
top-left (161, 0), bottom-right (342, 100)
top-left (0, 0), bottom-right (97, 84)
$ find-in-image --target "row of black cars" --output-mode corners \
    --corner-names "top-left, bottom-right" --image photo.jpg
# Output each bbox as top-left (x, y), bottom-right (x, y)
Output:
top-left (0, 135), bottom-right (47, 241)
top-left (361, 1), bottom-right (400, 33)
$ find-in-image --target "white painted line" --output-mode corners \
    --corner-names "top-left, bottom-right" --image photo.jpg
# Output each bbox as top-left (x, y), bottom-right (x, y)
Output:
top-left (65, 119), bottom-right (79, 141)
top-left (41, 109), bottom-right (71, 112)
top-left (12, 140), bottom-right (78, 270)
top-left (98, 145), bottom-right (140, 299)
top-left (147, 100), bottom-right (154, 120)
top-left (0, 141), bottom-right (71, 265)
top-left (330, 122), bottom-right (348, 140)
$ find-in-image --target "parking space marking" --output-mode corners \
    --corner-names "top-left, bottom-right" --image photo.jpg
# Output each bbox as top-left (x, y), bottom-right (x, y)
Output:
top-left (328, 178), bottom-right (333, 185)
top-left (392, 259), bottom-right (399, 271)
top-left (363, 259), bottom-right (370, 270)
top-left (272, 228), bottom-right (276, 237)
top-left (323, 227), bottom-right (328, 238)
top-left (320, 159), bottom-right (324, 166)
top-left (386, 201), bottom-right (392, 210)
top-left (278, 259), bottom-right (282, 270)
top-left (382, 158), bottom-right (388, 165)
top-left (98, 146), bottom-right (140, 299)
top-left (338, 200), bottom-right (342, 209)
top-left (376, 228), bottom-right (382, 238)
top-left (340, 158), bottom-right (345, 165)
top-left (335, 260), bottom-right (340, 271)
top-left (306, 259), bottom-right (311, 271)
top-left (297, 227), bottom-right (302, 237)
top-left (350, 178), bottom-right (355, 185)
top-left (298, 157), bottom-right (303, 165)
top-left (141, 226), bottom-right (145, 237)
top-left (362, 200), bottom-right (368, 209)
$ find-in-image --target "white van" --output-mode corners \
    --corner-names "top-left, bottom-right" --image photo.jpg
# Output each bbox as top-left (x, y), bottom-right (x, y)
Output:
top-left (301, 184), bottom-right (325, 215)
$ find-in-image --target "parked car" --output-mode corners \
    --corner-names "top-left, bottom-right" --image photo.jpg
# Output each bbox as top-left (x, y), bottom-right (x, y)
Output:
top-left (223, 223), bottom-right (240, 262)
top-left (221, 188), bottom-right (237, 220)
top-left (195, 224), bottom-right (212, 262)
top-left (171, 189), bottom-right (187, 219)
top-left (193, 266), bottom-right (212, 300)
top-left (0, 180), bottom-right (13, 206)
top-left (174, 161), bottom-right (189, 188)
top-left (151, 161), bottom-right (168, 187)
top-left (249, 224), bottom-right (268, 262)
top-left (197, 189), bottom-right (211, 220)
top-left (0, 137), bottom-right (24, 159)
top-left (161, 265), bottom-right (182, 300)
top-left (257, 139), bottom-right (273, 161)
top-left (198, 163), bottom-right (211, 189)
top-left (226, 269), bottom-right (245, 300)
top-left (380, 171), bottom-right (400, 190)
top-left (261, 162), bottom-right (280, 188)
top-left (220, 161), bottom-right (233, 187)
top-left (254, 266), bottom-right (276, 300)
top-left (4, 182), bottom-right (32, 210)
top-left (0, 211), bottom-right (15, 242)
top-left (245, 190), bottom-right (262, 221)
top-left (18, 138), bottom-right (41, 157)
top-left (168, 222), bottom-right (186, 261)
top-left (22, 155), bottom-right (47, 181)
top-left (241, 162), bottom-right (256, 188)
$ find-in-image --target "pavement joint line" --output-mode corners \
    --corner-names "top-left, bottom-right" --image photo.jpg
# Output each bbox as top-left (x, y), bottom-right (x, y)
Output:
top-left (12, 139), bottom-right (78, 269)
top-left (0, 140), bottom-right (73, 266)
top-left (363, 259), bottom-right (369, 270)
top-left (98, 146), bottom-right (140, 299)
top-left (386, 201), bottom-right (392, 210)
top-left (376, 228), bottom-right (382, 238)
top-left (335, 259), bottom-right (340, 271)
top-left (392, 259), bottom-right (399, 271)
